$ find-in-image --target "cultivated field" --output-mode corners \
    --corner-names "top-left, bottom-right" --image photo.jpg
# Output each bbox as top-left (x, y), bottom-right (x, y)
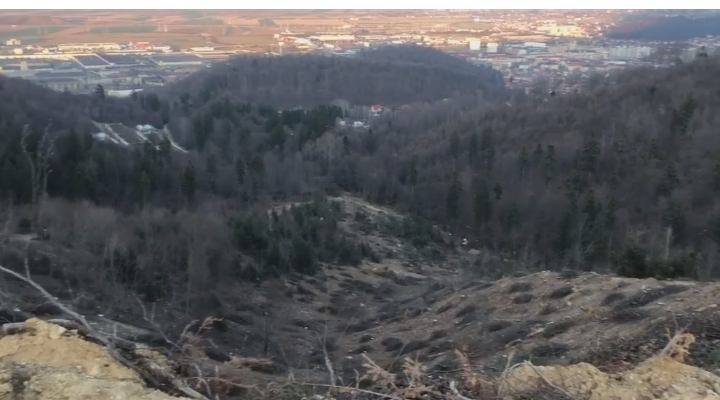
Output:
top-left (0, 10), bottom-right (486, 49)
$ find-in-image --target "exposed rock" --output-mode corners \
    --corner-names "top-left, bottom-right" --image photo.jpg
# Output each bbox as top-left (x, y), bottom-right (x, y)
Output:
top-left (0, 318), bottom-right (190, 400)
top-left (504, 356), bottom-right (720, 400)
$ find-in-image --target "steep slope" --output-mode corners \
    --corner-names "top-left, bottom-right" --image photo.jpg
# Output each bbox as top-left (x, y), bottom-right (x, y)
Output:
top-left (2, 57), bottom-right (720, 299)
top-left (0, 319), bottom-right (187, 400)
top-left (4, 237), bottom-right (720, 399)
top-left (322, 56), bottom-right (720, 279)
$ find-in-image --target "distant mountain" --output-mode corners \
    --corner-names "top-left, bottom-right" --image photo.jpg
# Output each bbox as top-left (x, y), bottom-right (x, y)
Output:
top-left (0, 15), bottom-right (69, 25)
top-left (607, 15), bottom-right (720, 41)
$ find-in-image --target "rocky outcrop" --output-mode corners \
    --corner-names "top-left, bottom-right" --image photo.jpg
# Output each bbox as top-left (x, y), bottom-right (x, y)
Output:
top-left (504, 354), bottom-right (720, 400)
top-left (0, 318), bottom-right (190, 400)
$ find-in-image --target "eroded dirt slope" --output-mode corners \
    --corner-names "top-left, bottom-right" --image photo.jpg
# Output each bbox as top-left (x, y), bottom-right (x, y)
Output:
top-left (3, 196), bottom-right (720, 399)
top-left (0, 318), bottom-right (189, 400)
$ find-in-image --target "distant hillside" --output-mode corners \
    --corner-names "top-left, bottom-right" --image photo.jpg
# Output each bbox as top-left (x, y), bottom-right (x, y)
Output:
top-left (163, 45), bottom-right (507, 108)
top-left (0, 15), bottom-right (69, 25)
top-left (0, 75), bottom-right (161, 135)
top-left (607, 15), bottom-right (720, 41)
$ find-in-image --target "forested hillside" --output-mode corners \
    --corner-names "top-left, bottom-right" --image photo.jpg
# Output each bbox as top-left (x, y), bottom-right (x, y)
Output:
top-left (3, 50), bottom-right (720, 400)
top-left (163, 45), bottom-right (507, 108)
top-left (0, 53), bottom-right (719, 313)
top-left (607, 14), bottom-right (720, 41)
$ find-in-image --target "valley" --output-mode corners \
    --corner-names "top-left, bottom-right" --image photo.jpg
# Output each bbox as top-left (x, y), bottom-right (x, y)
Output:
top-left (0, 40), bottom-right (719, 400)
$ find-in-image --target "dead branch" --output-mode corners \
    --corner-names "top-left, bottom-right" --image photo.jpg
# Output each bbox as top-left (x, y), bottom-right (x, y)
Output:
top-left (1, 322), bottom-right (28, 336)
top-left (448, 380), bottom-right (474, 400)
top-left (0, 261), bottom-right (210, 400)
top-left (523, 361), bottom-right (577, 400)
top-left (135, 296), bottom-right (234, 400)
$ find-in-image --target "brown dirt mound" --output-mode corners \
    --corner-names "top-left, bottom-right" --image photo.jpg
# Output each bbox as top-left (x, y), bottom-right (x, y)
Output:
top-left (505, 356), bottom-right (720, 400)
top-left (0, 318), bottom-right (189, 400)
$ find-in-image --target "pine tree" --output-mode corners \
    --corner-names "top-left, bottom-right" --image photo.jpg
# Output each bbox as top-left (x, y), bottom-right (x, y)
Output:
top-left (446, 173), bottom-right (462, 222)
top-left (140, 170), bottom-right (151, 205)
top-left (588, 218), bottom-right (608, 263)
top-left (662, 201), bottom-right (686, 245)
top-left (467, 132), bottom-right (479, 165)
top-left (342, 135), bottom-right (350, 155)
top-left (554, 186), bottom-right (578, 259)
top-left (656, 160), bottom-right (679, 197)
top-left (582, 132), bottom-right (601, 175)
top-left (449, 131), bottom-right (461, 160)
top-left (670, 93), bottom-right (697, 137)
top-left (234, 159), bottom-right (245, 185)
top-left (408, 155), bottom-right (418, 187)
top-left (269, 123), bottom-right (286, 151)
top-left (711, 155), bottom-right (720, 194)
top-left (518, 145), bottom-right (529, 180)
top-left (605, 198), bottom-right (617, 232)
top-left (533, 143), bottom-right (544, 165)
top-left (94, 84), bottom-right (105, 100)
top-left (181, 163), bottom-right (196, 203)
top-left (480, 128), bottom-right (495, 171)
top-left (472, 176), bottom-right (492, 229)
top-left (63, 127), bottom-right (84, 198)
top-left (583, 190), bottom-right (598, 224)
top-left (206, 154), bottom-right (218, 193)
top-left (582, 190), bottom-right (598, 250)
top-left (493, 183), bottom-right (502, 200)
top-left (192, 114), bottom-right (209, 151)
top-left (159, 135), bottom-right (171, 161)
top-left (365, 129), bottom-right (377, 155)
top-left (543, 144), bottom-right (556, 188)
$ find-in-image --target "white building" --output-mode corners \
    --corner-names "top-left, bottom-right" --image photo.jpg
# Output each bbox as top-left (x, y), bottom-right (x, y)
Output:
top-left (469, 40), bottom-right (481, 51)
top-left (308, 35), bottom-right (355, 42)
top-left (487, 42), bottom-right (499, 53)
top-left (608, 46), bottom-right (653, 60)
top-left (57, 43), bottom-right (122, 52)
top-left (107, 89), bottom-right (143, 98)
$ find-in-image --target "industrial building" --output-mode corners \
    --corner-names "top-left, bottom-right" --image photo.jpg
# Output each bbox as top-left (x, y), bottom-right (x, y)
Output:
top-left (150, 54), bottom-right (205, 67)
top-left (308, 35), bottom-right (355, 42)
top-left (74, 55), bottom-right (111, 69)
top-left (26, 70), bottom-right (91, 91)
top-left (608, 46), bottom-right (653, 60)
top-left (57, 43), bottom-right (122, 52)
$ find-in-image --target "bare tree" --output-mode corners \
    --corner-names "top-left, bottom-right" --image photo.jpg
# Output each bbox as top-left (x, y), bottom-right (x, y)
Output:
top-left (20, 124), bottom-right (55, 232)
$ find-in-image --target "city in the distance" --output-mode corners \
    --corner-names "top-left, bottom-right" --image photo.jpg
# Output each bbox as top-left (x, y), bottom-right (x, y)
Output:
top-left (0, 9), bottom-right (718, 96)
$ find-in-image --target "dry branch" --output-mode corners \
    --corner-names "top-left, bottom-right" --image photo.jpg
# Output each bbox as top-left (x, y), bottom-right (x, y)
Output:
top-left (0, 260), bottom-right (210, 400)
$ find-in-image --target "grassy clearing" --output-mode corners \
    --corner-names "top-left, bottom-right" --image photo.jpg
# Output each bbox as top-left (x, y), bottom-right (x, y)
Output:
top-left (0, 26), bottom-right (69, 40)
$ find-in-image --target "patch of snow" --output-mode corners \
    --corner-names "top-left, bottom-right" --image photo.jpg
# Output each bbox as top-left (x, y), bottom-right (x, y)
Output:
top-left (163, 125), bottom-right (188, 154)
top-left (104, 124), bottom-right (130, 147)
top-left (92, 132), bottom-right (120, 145)
top-left (131, 128), bottom-right (150, 143)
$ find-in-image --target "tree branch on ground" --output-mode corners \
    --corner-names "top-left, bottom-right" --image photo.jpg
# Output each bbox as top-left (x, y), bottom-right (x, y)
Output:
top-left (0, 256), bottom-right (211, 400)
